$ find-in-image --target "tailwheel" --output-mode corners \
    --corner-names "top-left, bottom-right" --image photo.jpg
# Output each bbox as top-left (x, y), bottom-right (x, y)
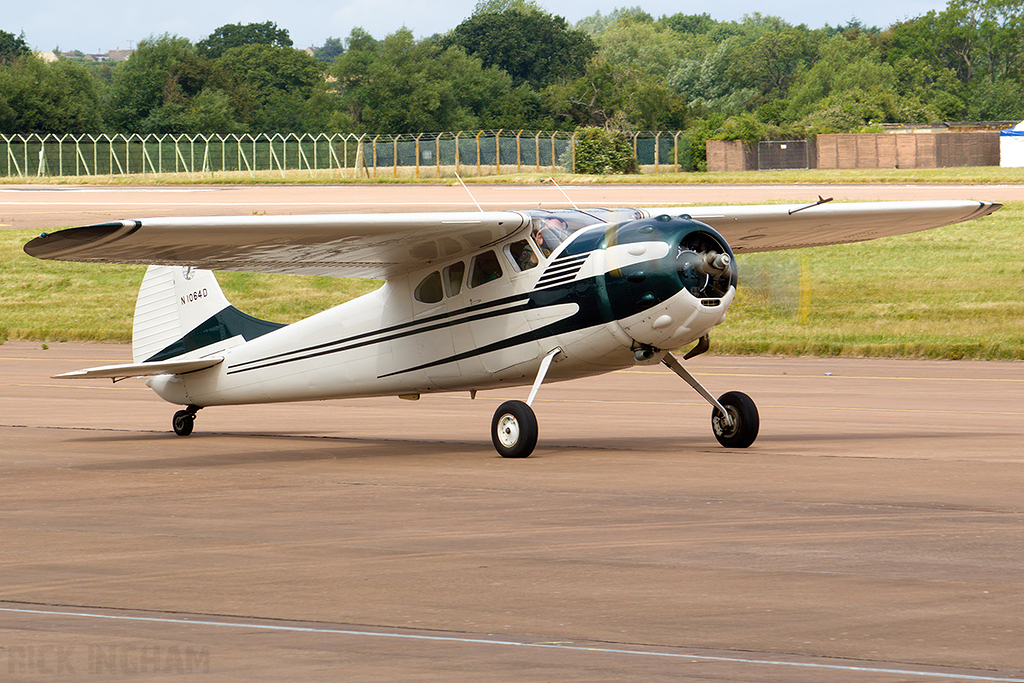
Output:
top-left (491, 400), bottom-right (538, 458)
top-left (711, 391), bottom-right (759, 448)
top-left (172, 406), bottom-right (200, 437)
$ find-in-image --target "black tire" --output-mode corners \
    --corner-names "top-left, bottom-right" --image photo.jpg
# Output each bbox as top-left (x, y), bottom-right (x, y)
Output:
top-left (711, 391), bottom-right (759, 448)
top-left (491, 400), bottom-right (538, 458)
top-left (172, 410), bottom-right (195, 437)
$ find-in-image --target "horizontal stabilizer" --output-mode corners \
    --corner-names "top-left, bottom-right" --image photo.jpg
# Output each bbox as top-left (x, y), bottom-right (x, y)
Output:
top-left (53, 357), bottom-right (224, 381)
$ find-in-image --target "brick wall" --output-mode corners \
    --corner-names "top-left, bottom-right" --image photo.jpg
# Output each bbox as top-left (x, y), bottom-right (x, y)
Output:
top-left (706, 140), bottom-right (756, 172)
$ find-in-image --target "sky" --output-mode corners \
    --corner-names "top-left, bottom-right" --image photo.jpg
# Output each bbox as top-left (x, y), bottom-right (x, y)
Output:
top-left (8, 0), bottom-right (952, 53)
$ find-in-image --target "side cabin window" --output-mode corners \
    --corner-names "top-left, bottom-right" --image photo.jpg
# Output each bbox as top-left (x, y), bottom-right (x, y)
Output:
top-left (469, 250), bottom-right (503, 288)
top-left (413, 270), bottom-right (443, 304)
top-left (444, 261), bottom-right (465, 297)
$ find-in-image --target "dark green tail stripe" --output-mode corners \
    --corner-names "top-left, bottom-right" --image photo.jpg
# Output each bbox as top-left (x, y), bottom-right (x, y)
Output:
top-left (145, 307), bottom-right (286, 362)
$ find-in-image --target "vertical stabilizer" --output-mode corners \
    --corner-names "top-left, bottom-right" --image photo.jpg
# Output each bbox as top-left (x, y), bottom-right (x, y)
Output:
top-left (132, 266), bottom-right (284, 364)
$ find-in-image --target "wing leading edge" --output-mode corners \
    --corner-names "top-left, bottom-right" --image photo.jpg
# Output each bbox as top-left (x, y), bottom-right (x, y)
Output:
top-left (24, 200), bottom-right (1000, 276)
top-left (25, 211), bottom-right (532, 279)
top-left (664, 200), bottom-right (1002, 253)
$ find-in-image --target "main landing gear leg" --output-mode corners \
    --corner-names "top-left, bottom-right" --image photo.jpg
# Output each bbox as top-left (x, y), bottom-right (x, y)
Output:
top-left (172, 405), bottom-right (202, 437)
top-left (662, 352), bottom-right (759, 448)
top-left (491, 347), bottom-right (561, 459)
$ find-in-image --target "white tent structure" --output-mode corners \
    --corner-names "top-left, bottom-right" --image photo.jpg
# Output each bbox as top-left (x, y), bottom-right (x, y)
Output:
top-left (999, 121), bottom-right (1024, 166)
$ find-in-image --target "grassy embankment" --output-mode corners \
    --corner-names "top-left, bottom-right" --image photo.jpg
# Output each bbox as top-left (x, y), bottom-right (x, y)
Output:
top-left (1, 170), bottom-right (1022, 359)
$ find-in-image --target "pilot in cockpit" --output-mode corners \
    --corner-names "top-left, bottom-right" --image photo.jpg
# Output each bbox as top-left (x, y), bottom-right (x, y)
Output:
top-left (534, 217), bottom-right (570, 257)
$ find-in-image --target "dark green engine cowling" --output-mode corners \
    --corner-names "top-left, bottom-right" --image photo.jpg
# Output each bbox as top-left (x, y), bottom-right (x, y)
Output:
top-left (598, 214), bottom-right (737, 329)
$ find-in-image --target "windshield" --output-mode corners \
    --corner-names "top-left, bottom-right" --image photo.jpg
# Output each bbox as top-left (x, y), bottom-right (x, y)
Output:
top-left (525, 209), bottom-right (643, 256)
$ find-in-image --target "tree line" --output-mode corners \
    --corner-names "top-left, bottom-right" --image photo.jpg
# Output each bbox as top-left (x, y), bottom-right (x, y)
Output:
top-left (2, 0), bottom-right (1023, 170)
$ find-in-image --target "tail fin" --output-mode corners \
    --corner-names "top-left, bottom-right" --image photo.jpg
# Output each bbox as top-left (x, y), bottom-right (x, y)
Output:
top-left (132, 266), bottom-right (284, 364)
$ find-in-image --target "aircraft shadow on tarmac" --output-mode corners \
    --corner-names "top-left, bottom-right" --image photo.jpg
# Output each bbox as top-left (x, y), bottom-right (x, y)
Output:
top-left (55, 425), bottom-right (993, 472)
top-left (64, 431), bottom-right (497, 470)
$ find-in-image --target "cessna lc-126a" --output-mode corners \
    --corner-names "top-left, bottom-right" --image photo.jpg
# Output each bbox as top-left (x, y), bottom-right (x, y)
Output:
top-left (25, 197), bottom-right (999, 458)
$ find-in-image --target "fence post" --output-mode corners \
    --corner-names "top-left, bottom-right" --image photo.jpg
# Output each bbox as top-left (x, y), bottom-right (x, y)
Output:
top-left (415, 133), bottom-right (422, 180)
top-left (495, 129), bottom-right (502, 175)
top-left (372, 135), bottom-right (379, 178)
top-left (7, 135), bottom-right (23, 177)
top-left (533, 132), bottom-right (540, 174)
top-left (200, 135), bottom-right (211, 175)
top-left (455, 131), bottom-right (461, 175)
top-left (476, 130), bottom-right (483, 176)
top-left (515, 130), bottom-right (523, 173)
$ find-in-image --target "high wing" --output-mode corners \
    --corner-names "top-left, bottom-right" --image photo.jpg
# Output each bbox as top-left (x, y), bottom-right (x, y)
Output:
top-left (669, 200), bottom-right (1001, 253)
top-left (24, 212), bottom-right (532, 279)
top-left (51, 357), bottom-right (224, 381)
top-left (23, 200), bottom-right (999, 276)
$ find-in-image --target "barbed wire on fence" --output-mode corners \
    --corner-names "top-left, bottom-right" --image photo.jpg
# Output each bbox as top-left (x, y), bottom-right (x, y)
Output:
top-left (0, 131), bottom-right (693, 179)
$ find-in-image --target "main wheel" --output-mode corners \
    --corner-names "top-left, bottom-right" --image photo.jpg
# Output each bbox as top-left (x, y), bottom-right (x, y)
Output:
top-left (491, 400), bottom-right (538, 458)
top-left (172, 410), bottom-right (195, 437)
top-left (711, 391), bottom-right (759, 448)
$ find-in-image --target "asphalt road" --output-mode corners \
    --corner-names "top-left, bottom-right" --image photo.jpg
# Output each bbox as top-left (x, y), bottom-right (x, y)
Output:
top-left (2, 342), bottom-right (1022, 682)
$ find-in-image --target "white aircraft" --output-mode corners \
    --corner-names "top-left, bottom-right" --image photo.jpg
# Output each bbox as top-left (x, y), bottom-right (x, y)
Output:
top-left (24, 198), bottom-right (999, 457)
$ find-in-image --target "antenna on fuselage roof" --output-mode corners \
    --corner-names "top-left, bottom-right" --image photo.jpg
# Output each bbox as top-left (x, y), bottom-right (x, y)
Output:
top-left (454, 172), bottom-right (484, 213)
top-left (546, 176), bottom-right (580, 210)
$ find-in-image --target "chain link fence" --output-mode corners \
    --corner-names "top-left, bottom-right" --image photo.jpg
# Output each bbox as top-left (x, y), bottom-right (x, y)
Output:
top-left (757, 140), bottom-right (812, 171)
top-left (1, 131), bottom-right (693, 179)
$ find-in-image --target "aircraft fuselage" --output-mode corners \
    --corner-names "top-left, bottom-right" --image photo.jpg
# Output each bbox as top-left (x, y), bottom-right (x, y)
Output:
top-left (147, 212), bottom-right (737, 407)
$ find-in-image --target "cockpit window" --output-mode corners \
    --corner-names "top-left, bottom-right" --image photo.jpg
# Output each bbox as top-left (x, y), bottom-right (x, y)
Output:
top-left (414, 271), bottom-right (443, 304)
top-left (507, 239), bottom-right (540, 271)
top-left (469, 250), bottom-right (503, 288)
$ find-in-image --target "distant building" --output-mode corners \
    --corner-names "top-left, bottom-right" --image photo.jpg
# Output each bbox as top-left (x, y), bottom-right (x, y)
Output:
top-left (59, 49), bottom-right (134, 63)
top-left (105, 49), bottom-right (132, 62)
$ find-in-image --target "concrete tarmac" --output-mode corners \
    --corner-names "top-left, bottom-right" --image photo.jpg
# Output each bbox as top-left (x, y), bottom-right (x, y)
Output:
top-left (2, 341), bottom-right (1022, 681)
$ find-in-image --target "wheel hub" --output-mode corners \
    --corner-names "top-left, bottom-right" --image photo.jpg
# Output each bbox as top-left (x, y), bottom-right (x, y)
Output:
top-left (496, 414), bottom-right (521, 448)
top-left (712, 405), bottom-right (739, 438)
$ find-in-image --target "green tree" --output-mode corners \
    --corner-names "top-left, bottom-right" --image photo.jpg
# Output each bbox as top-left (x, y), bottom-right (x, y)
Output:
top-left (332, 28), bottom-right (522, 133)
top-left (0, 56), bottom-right (103, 133)
top-left (729, 25), bottom-right (814, 101)
top-left (544, 54), bottom-right (689, 130)
top-left (443, 8), bottom-right (596, 89)
top-left (313, 37), bottom-right (344, 63)
top-left (967, 77), bottom-right (1024, 118)
top-left (786, 34), bottom-right (898, 119)
top-left (886, 3), bottom-right (991, 85)
top-left (572, 126), bottom-right (638, 173)
top-left (103, 35), bottom-right (195, 132)
top-left (216, 43), bottom-right (324, 132)
top-left (593, 17), bottom-right (686, 79)
top-left (670, 38), bottom-right (757, 116)
top-left (658, 12), bottom-right (721, 36)
top-left (574, 7), bottom-right (653, 35)
top-left (0, 29), bottom-right (31, 63)
top-left (196, 21), bottom-right (292, 59)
